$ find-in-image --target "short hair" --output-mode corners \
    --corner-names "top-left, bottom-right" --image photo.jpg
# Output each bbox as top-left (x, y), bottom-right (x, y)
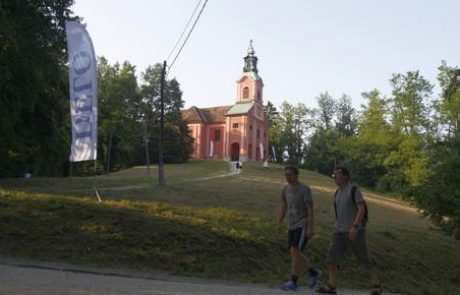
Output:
top-left (335, 166), bottom-right (350, 180)
top-left (284, 165), bottom-right (299, 175)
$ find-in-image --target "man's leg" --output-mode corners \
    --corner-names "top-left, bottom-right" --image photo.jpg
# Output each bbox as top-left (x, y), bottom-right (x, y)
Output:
top-left (326, 263), bottom-right (339, 287)
top-left (291, 246), bottom-right (305, 276)
top-left (368, 266), bottom-right (380, 286)
top-left (317, 233), bottom-right (347, 294)
top-left (350, 230), bottom-right (382, 294)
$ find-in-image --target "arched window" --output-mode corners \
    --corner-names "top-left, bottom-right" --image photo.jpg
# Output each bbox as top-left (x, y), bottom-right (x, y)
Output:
top-left (243, 87), bottom-right (249, 99)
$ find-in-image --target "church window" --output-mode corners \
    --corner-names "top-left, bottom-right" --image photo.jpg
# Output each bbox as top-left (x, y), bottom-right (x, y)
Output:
top-left (257, 129), bottom-right (260, 139)
top-left (249, 124), bottom-right (253, 130)
top-left (214, 130), bottom-right (221, 141)
top-left (243, 87), bottom-right (249, 99)
top-left (233, 123), bottom-right (239, 129)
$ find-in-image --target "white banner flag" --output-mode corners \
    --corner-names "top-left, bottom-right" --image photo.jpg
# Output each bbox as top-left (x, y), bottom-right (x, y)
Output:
top-left (65, 21), bottom-right (97, 162)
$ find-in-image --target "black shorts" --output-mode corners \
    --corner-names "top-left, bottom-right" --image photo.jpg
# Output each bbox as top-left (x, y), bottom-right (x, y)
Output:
top-left (288, 227), bottom-right (308, 250)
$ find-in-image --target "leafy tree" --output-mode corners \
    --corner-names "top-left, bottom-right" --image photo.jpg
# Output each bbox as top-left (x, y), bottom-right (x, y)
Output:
top-left (97, 58), bottom-right (142, 173)
top-left (409, 138), bottom-right (460, 240)
top-left (0, 0), bottom-right (76, 177)
top-left (264, 101), bottom-right (280, 162)
top-left (383, 71), bottom-right (434, 189)
top-left (408, 62), bottom-right (460, 239)
top-left (304, 128), bottom-right (342, 175)
top-left (340, 90), bottom-right (393, 187)
top-left (141, 64), bottom-right (192, 163)
top-left (268, 101), bottom-right (313, 165)
top-left (358, 90), bottom-right (391, 141)
top-left (335, 94), bottom-right (357, 137)
top-left (390, 71), bottom-right (433, 136)
top-left (434, 61), bottom-right (460, 139)
top-left (316, 92), bottom-right (336, 130)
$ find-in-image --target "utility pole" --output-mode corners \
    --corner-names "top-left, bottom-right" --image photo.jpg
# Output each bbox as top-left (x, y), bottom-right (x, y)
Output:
top-left (158, 60), bottom-right (166, 186)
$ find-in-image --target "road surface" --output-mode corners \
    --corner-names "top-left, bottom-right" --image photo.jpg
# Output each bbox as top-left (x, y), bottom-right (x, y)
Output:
top-left (0, 258), bottom-right (404, 295)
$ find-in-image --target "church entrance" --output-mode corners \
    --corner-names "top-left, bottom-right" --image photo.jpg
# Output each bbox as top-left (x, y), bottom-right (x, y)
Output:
top-left (231, 142), bottom-right (240, 161)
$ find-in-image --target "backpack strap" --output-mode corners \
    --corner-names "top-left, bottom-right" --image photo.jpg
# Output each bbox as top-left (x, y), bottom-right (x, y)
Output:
top-left (335, 185), bottom-right (358, 220)
top-left (351, 185), bottom-right (368, 225)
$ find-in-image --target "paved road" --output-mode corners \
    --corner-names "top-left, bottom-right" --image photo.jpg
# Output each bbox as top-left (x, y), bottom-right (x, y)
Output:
top-left (0, 260), bottom-right (403, 295)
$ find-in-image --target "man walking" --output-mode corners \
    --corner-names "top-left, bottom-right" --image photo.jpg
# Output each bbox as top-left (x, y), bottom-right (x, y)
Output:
top-left (316, 166), bottom-right (382, 295)
top-left (278, 165), bottom-right (321, 291)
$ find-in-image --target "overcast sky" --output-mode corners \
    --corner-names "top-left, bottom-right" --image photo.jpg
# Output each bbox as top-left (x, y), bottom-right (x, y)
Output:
top-left (72, 0), bottom-right (460, 111)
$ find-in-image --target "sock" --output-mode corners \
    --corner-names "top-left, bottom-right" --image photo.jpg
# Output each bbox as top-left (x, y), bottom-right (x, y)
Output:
top-left (290, 275), bottom-right (298, 284)
top-left (308, 267), bottom-right (318, 277)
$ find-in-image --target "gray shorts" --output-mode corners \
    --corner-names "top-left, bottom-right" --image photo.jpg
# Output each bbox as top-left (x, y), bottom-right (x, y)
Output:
top-left (327, 230), bottom-right (374, 268)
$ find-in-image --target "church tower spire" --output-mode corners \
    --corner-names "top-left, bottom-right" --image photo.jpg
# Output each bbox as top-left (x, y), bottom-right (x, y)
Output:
top-left (236, 40), bottom-right (264, 104)
top-left (243, 39), bottom-right (258, 74)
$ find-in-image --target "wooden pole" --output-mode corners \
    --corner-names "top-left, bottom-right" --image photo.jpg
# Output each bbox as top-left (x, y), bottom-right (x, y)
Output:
top-left (158, 60), bottom-right (166, 186)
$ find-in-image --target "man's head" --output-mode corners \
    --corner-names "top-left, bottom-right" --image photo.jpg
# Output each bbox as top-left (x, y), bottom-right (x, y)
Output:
top-left (284, 165), bottom-right (299, 185)
top-left (333, 166), bottom-right (350, 186)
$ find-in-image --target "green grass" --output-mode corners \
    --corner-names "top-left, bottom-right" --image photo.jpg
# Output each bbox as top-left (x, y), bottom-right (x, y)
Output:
top-left (1, 160), bottom-right (459, 294)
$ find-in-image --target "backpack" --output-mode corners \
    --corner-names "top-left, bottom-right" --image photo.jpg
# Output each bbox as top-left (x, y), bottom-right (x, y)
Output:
top-left (334, 185), bottom-right (368, 225)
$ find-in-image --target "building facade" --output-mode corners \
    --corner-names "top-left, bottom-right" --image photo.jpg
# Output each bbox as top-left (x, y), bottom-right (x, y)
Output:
top-left (182, 41), bottom-right (268, 162)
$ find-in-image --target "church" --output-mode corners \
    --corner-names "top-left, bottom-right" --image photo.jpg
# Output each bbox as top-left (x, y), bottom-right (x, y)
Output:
top-left (182, 40), bottom-right (269, 162)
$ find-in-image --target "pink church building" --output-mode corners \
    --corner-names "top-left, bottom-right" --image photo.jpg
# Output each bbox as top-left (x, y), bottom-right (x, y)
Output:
top-left (182, 41), bottom-right (268, 162)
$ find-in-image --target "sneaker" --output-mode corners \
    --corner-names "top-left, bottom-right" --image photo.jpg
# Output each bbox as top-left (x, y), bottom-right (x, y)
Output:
top-left (308, 269), bottom-right (322, 289)
top-left (280, 280), bottom-right (298, 291)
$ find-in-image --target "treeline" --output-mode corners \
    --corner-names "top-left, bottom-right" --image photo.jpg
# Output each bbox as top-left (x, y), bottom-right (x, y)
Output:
top-left (0, 0), bottom-right (192, 177)
top-left (267, 64), bottom-right (460, 239)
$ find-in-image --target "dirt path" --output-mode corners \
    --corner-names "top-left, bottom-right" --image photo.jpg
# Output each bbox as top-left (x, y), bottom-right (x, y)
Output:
top-left (0, 259), bottom-right (404, 295)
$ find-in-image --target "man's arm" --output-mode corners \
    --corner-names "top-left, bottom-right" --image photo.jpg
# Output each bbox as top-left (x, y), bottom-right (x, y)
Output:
top-left (348, 203), bottom-right (365, 240)
top-left (351, 203), bottom-right (365, 228)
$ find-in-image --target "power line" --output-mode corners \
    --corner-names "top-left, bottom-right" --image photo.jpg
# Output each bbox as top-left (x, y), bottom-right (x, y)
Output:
top-left (168, 0), bottom-right (209, 72)
top-left (166, 0), bottom-right (203, 63)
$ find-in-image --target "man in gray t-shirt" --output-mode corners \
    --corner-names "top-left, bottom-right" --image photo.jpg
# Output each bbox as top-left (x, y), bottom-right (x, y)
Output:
top-left (278, 165), bottom-right (321, 291)
top-left (334, 184), bottom-right (365, 232)
top-left (317, 166), bottom-right (382, 295)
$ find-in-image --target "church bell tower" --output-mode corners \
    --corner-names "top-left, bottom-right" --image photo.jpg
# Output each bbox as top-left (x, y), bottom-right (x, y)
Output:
top-left (236, 40), bottom-right (264, 104)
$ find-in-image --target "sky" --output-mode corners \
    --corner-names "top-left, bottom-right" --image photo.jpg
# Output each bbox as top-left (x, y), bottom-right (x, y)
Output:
top-left (71, 0), bottom-right (460, 111)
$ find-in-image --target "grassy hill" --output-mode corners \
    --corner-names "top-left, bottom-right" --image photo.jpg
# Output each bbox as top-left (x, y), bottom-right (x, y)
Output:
top-left (0, 160), bottom-right (459, 295)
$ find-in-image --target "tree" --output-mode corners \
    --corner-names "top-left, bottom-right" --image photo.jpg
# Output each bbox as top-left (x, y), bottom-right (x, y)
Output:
top-left (141, 64), bottom-right (192, 163)
top-left (97, 58), bottom-right (141, 174)
top-left (0, 0), bottom-right (76, 176)
top-left (316, 92), bottom-right (336, 130)
top-left (407, 62), bottom-right (460, 239)
top-left (335, 94), bottom-right (357, 137)
top-left (336, 90), bottom-right (392, 187)
top-left (384, 71), bottom-right (434, 189)
top-left (435, 61), bottom-right (460, 139)
top-left (390, 71), bottom-right (433, 136)
top-left (409, 137), bottom-right (460, 240)
top-left (268, 101), bottom-right (313, 165)
top-left (264, 101), bottom-right (279, 162)
top-left (304, 128), bottom-right (342, 175)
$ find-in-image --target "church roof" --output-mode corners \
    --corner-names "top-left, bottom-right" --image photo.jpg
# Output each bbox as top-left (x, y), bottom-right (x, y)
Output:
top-left (238, 71), bottom-right (261, 81)
top-left (225, 102), bottom-right (254, 115)
top-left (182, 105), bottom-right (232, 123)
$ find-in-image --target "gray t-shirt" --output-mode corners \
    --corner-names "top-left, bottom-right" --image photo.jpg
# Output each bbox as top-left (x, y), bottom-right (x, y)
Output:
top-left (334, 183), bottom-right (364, 232)
top-left (281, 183), bottom-right (313, 229)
